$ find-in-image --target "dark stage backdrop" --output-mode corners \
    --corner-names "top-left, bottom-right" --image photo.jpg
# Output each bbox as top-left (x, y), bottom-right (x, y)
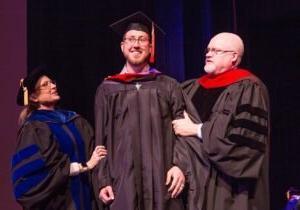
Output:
top-left (26, 0), bottom-right (300, 209)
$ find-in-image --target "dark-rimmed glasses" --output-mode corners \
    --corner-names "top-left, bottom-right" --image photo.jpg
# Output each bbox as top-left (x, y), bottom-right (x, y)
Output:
top-left (123, 36), bottom-right (149, 45)
top-left (204, 47), bottom-right (236, 55)
top-left (36, 80), bottom-right (56, 90)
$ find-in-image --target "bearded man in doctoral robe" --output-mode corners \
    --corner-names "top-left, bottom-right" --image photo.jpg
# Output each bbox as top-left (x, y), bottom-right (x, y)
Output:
top-left (173, 32), bottom-right (270, 210)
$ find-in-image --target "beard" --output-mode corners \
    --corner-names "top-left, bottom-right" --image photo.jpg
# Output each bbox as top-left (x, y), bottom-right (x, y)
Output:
top-left (124, 51), bottom-right (150, 66)
top-left (204, 63), bottom-right (216, 74)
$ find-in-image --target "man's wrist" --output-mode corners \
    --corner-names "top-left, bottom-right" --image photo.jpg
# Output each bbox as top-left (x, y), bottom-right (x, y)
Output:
top-left (196, 123), bottom-right (203, 139)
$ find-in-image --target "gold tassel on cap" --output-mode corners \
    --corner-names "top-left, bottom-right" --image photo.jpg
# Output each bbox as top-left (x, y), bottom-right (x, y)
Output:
top-left (20, 79), bottom-right (29, 105)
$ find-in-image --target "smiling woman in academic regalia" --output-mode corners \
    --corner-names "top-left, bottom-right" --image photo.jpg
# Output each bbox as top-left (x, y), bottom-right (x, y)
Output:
top-left (11, 65), bottom-right (107, 210)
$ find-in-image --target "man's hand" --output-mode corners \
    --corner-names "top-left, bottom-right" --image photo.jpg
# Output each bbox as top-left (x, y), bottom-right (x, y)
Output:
top-left (99, 186), bottom-right (114, 204)
top-left (165, 166), bottom-right (185, 198)
top-left (172, 111), bottom-right (199, 136)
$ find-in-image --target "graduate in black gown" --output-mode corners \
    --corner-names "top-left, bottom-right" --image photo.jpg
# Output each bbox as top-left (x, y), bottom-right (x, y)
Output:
top-left (94, 12), bottom-right (195, 210)
top-left (12, 65), bottom-right (107, 210)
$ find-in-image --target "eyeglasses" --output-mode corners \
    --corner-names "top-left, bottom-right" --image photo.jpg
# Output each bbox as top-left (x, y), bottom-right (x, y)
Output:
top-left (123, 36), bottom-right (149, 45)
top-left (36, 80), bottom-right (56, 90)
top-left (205, 47), bottom-right (236, 55)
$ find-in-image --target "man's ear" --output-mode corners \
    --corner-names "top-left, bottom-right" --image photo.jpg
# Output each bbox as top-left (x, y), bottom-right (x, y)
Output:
top-left (120, 42), bottom-right (125, 53)
top-left (231, 53), bottom-right (238, 65)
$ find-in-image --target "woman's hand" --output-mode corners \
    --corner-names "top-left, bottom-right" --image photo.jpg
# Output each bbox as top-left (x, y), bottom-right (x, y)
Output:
top-left (86, 145), bottom-right (107, 169)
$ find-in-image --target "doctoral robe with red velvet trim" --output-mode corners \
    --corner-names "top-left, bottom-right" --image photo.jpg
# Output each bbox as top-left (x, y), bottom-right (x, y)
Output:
top-left (181, 69), bottom-right (270, 210)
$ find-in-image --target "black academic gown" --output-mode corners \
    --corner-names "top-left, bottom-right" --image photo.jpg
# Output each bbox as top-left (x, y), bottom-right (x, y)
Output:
top-left (11, 110), bottom-right (97, 210)
top-left (182, 74), bottom-right (270, 210)
top-left (94, 73), bottom-right (202, 210)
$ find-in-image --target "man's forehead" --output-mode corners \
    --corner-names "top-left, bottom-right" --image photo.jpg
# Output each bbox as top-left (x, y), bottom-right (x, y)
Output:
top-left (125, 30), bottom-right (150, 37)
top-left (209, 35), bottom-right (239, 49)
top-left (208, 38), bottom-right (229, 47)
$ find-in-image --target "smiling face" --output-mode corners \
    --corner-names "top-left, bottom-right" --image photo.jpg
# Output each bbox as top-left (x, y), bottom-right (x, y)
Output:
top-left (204, 32), bottom-right (244, 75)
top-left (120, 30), bottom-right (152, 67)
top-left (30, 75), bottom-right (60, 110)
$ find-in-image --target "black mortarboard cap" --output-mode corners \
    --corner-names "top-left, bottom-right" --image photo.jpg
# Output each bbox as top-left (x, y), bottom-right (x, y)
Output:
top-left (109, 11), bottom-right (165, 38)
top-left (16, 65), bottom-right (54, 106)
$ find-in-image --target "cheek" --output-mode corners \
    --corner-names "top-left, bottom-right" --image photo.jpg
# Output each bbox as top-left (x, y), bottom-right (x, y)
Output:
top-left (211, 58), bottom-right (221, 67)
top-left (142, 46), bottom-right (151, 54)
top-left (223, 58), bottom-right (233, 67)
top-left (37, 94), bottom-right (47, 101)
top-left (37, 91), bottom-right (50, 100)
top-left (214, 57), bottom-right (229, 67)
top-left (147, 44), bottom-right (152, 52)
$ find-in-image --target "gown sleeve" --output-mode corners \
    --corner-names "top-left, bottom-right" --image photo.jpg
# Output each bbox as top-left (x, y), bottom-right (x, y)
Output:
top-left (202, 79), bottom-right (270, 179)
top-left (168, 80), bottom-right (192, 174)
top-left (11, 121), bottom-right (70, 209)
top-left (75, 117), bottom-right (95, 159)
top-left (93, 84), bottom-right (112, 190)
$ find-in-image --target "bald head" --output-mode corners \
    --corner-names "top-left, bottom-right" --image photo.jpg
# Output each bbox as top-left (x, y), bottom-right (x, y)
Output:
top-left (209, 32), bottom-right (244, 65)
